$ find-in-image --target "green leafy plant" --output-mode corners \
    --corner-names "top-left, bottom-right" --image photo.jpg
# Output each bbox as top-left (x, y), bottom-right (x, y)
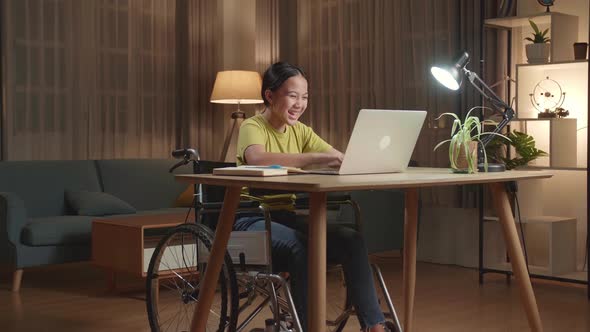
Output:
top-left (525, 20), bottom-right (550, 44)
top-left (434, 106), bottom-right (510, 173)
top-left (485, 130), bottom-right (548, 170)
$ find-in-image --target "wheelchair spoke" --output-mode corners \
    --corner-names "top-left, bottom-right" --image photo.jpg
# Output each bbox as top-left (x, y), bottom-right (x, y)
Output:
top-left (146, 224), bottom-right (238, 332)
top-left (159, 279), bottom-right (183, 293)
top-left (160, 307), bottom-right (183, 331)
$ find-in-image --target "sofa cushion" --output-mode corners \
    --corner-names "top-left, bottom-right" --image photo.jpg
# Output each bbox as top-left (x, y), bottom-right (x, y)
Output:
top-left (96, 159), bottom-right (187, 211)
top-left (0, 160), bottom-right (102, 218)
top-left (65, 190), bottom-right (136, 216)
top-left (21, 216), bottom-right (95, 246)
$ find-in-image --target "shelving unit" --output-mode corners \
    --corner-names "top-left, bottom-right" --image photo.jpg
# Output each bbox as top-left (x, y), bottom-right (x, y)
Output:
top-left (484, 12), bottom-right (579, 63)
top-left (480, 7), bottom-right (589, 296)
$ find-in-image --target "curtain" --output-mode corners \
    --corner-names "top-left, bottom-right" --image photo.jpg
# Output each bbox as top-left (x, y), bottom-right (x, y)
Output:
top-left (255, 0), bottom-right (280, 74)
top-left (2, 0), bottom-right (89, 160)
top-left (181, 0), bottom-right (222, 161)
top-left (296, 0), bottom-right (486, 207)
top-left (1, 0), bottom-right (219, 161)
top-left (88, 0), bottom-right (178, 159)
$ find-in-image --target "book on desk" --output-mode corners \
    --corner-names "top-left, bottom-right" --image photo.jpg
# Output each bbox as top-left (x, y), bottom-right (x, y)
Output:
top-left (212, 165), bottom-right (308, 177)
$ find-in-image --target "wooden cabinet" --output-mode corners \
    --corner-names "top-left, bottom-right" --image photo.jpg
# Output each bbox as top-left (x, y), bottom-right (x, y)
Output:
top-left (92, 213), bottom-right (191, 279)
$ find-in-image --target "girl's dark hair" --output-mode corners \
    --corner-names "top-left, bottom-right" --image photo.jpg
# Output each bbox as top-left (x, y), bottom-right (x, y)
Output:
top-left (261, 62), bottom-right (308, 107)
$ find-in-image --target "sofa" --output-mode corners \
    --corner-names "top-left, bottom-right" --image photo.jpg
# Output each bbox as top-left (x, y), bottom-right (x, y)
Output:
top-left (1, 158), bottom-right (408, 292)
top-left (0, 159), bottom-right (191, 291)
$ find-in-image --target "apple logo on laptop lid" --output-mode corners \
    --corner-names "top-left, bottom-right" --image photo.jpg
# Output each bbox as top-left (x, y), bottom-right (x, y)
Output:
top-left (379, 136), bottom-right (391, 151)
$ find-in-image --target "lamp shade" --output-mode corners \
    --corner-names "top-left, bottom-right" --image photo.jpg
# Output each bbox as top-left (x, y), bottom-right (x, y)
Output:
top-left (431, 66), bottom-right (462, 90)
top-left (431, 51), bottom-right (470, 91)
top-left (210, 70), bottom-right (264, 104)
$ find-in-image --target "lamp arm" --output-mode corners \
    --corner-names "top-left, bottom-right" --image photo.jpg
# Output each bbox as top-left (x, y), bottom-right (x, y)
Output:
top-left (464, 69), bottom-right (515, 147)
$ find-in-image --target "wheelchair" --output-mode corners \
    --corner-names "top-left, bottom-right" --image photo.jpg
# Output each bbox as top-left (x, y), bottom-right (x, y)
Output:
top-left (145, 149), bottom-right (402, 332)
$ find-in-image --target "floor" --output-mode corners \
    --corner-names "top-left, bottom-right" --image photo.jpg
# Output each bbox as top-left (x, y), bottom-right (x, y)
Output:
top-left (1, 256), bottom-right (589, 332)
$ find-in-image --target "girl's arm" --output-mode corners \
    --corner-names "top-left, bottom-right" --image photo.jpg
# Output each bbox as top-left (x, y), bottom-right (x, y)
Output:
top-left (243, 145), bottom-right (343, 168)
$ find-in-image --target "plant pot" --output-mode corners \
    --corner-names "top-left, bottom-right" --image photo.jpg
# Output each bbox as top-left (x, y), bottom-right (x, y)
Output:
top-left (573, 42), bottom-right (588, 60)
top-left (452, 141), bottom-right (478, 174)
top-left (525, 43), bottom-right (550, 64)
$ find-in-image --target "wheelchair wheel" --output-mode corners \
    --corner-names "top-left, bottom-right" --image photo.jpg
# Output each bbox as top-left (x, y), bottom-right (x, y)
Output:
top-left (146, 223), bottom-right (238, 332)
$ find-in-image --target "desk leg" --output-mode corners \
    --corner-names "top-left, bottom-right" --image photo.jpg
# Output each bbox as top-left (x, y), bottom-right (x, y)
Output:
top-left (489, 182), bottom-right (543, 332)
top-left (402, 188), bottom-right (418, 332)
top-left (190, 186), bottom-right (241, 332)
top-left (308, 192), bottom-right (327, 332)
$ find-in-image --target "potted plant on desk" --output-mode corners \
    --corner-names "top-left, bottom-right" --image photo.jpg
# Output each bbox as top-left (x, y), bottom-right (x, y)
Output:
top-left (525, 19), bottom-right (551, 64)
top-left (434, 106), bottom-right (510, 173)
top-left (485, 130), bottom-right (548, 169)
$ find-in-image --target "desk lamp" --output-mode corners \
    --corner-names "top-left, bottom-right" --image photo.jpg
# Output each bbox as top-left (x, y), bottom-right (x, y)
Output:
top-left (211, 70), bottom-right (264, 162)
top-left (431, 51), bottom-right (515, 172)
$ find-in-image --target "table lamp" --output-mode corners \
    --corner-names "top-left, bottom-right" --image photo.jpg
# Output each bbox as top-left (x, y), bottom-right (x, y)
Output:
top-left (431, 51), bottom-right (515, 172)
top-left (211, 70), bottom-right (264, 162)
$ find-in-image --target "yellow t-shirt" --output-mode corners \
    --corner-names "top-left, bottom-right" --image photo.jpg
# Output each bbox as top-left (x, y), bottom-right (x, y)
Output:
top-left (236, 113), bottom-right (332, 211)
top-left (236, 113), bottom-right (332, 166)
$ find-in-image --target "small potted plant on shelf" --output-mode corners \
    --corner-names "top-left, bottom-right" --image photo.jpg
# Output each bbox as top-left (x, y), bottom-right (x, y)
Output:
top-left (525, 19), bottom-right (551, 64)
top-left (485, 130), bottom-right (548, 169)
top-left (434, 106), bottom-right (510, 174)
top-left (555, 107), bottom-right (570, 118)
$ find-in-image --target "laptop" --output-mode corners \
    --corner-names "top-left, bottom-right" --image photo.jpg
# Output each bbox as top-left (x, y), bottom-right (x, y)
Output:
top-left (308, 109), bottom-right (426, 175)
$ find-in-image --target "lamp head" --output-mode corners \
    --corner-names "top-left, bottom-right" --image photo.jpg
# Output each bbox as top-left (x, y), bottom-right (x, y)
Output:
top-left (431, 51), bottom-right (470, 91)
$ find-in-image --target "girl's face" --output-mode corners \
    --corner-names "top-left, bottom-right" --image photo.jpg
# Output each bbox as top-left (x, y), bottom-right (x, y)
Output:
top-left (265, 74), bottom-right (309, 127)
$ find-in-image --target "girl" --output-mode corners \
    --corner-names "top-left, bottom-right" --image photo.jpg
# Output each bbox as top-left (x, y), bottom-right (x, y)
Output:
top-left (235, 62), bottom-right (393, 332)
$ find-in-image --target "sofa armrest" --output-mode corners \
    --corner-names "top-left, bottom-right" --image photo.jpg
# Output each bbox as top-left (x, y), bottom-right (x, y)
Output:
top-left (0, 192), bottom-right (28, 246)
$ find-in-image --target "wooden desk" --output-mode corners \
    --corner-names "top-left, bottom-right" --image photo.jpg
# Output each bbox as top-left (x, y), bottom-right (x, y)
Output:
top-left (176, 167), bottom-right (552, 332)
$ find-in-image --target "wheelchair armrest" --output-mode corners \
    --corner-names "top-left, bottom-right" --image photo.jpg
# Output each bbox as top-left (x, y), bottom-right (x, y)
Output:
top-left (294, 193), bottom-right (353, 209)
top-left (195, 200), bottom-right (264, 230)
top-left (293, 193), bottom-right (362, 231)
top-left (197, 200), bottom-right (261, 212)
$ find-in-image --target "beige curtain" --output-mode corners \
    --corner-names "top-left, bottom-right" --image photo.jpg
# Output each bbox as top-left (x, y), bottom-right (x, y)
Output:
top-left (297, 0), bottom-right (484, 206)
top-left (181, 0), bottom-right (222, 161)
top-left (1, 0), bottom-right (219, 161)
top-left (2, 0), bottom-right (88, 160)
top-left (255, 0), bottom-right (280, 74)
top-left (88, 0), bottom-right (178, 159)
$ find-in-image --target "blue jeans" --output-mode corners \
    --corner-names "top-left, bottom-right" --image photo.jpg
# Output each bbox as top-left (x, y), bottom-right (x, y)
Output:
top-left (234, 211), bottom-right (385, 331)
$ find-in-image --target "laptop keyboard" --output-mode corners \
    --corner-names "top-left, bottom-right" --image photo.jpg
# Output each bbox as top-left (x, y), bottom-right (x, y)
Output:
top-left (307, 168), bottom-right (340, 175)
